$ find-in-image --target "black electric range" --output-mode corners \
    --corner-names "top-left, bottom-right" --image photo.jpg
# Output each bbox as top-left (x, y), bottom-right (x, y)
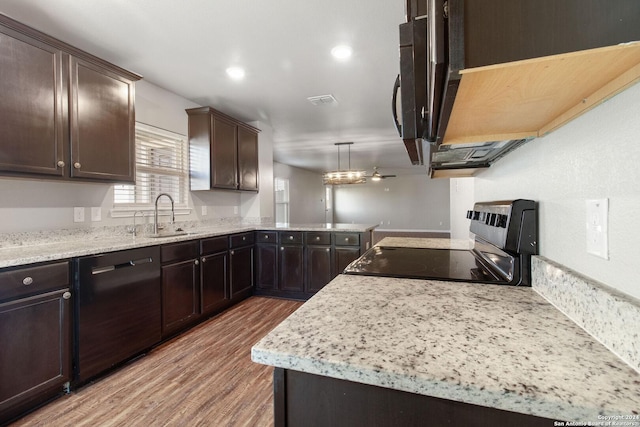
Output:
top-left (344, 200), bottom-right (538, 286)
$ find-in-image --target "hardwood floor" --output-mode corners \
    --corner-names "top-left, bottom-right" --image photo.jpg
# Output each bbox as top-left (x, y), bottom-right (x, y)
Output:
top-left (11, 297), bottom-right (302, 427)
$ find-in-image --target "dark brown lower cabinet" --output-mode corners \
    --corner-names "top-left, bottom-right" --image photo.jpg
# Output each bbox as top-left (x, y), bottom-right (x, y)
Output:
top-left (160, 241), bottom-right (200, 337)
top-left (254, 230), bottom-right (371, 300)
top-left (305, 245), bottom-right (333, 293)
top-left (229, 232), bottom-right (255, 301)
top-left (0, 261), bottom-right (71, 425)
top-left (161, 259), bottom-right (199, 336)
top-left (334, 246), bottom-right (361, 274)
top-left (200, 235), bottom-right (230, 315)
top-left (256, 243), bottom-right (278, 291)
top-left (200, 250), bottom-right (228, 315)
top-left (274, 368), bottom-right (557, 427)
top-left (279, 245), bottom-right (304, 293)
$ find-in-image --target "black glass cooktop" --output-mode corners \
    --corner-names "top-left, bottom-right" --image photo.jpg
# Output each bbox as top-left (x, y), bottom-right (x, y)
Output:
top-left (343, 246), bottom-right (505, 283)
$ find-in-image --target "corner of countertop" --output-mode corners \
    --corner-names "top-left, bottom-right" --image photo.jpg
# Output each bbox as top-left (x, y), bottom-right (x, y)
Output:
top-left (532, 256), bottom-right (640, 373)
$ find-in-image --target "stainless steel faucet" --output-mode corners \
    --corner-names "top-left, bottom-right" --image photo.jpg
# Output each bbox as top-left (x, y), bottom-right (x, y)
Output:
top-left (154, 193), bottom-right (175, 235)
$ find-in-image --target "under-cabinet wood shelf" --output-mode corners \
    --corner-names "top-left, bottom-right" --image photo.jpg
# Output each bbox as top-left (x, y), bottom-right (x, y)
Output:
top-left (443, 42), bottom-right (640, 145)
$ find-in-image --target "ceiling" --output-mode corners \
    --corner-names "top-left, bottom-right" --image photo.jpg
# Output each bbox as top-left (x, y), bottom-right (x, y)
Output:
top-left (1, 0), bottom-right (427, 177)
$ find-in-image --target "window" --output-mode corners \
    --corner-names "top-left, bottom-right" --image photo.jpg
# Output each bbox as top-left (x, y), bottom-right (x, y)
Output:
top-left (113, 123), bottom-right (188, 210)
top-left (274, 177), bottom-right (289, 224)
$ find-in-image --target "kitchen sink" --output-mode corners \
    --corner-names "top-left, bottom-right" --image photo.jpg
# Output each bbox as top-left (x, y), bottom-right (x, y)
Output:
top-left (144, 228), bottom-right (188, 238)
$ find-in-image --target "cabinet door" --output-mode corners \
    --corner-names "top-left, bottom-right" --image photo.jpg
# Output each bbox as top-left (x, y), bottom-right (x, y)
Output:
top-left (0, 28), bottom-right (66, 178)
top-left (279, 245), bottom-right (304, 292)
top-left (212, 116), bottom-right (238, 189)
top-left (0, 290), bottom-right (71, 423)
top-left (161, 259), bottom-right (199, 336)
top-left (334, 247), bottom-right (361, 277)
top-left (306, 246), bottom-right (333, 293)
top-left (229, 246), bottom-right (254, 299)
top-left (256, 244), bottom-right (278, 290)
top-left (200, 251), bottom-right (228, 315)
top-left (237, 126), bottom-right (259, 191)
top-left (69, 56), bottom-right (135, 182)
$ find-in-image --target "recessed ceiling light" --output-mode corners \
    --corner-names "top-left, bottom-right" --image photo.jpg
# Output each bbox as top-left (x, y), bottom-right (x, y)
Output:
top-left (226, 66), bottom-right (245, 80)
top-left (331, 45), bottom-right (352, 60)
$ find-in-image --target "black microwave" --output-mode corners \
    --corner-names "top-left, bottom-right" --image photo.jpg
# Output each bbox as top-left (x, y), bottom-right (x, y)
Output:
top-left (392, 0), bottom-right (446, 167)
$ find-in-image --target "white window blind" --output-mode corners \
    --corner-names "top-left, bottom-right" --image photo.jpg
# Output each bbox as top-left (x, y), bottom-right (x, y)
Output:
top-left (114, 123), bottom-right (188, 208)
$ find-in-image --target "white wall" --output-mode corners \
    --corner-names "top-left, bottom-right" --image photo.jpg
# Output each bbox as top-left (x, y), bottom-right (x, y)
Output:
top-left (334, 174), bottom-right (450, 230)
top-left (273, 163), bottom-right (326, 224)
top-left (241, 121), bottom-right (274, 221)
top-left (449, 178), bottom-right (474, 240)
top-left (465, 82), bottom-right (640, 300)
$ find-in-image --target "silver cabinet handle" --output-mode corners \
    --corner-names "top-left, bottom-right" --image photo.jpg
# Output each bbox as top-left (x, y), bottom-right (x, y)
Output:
top-left (74, 162), bottom-right (81, 169)
top-left (265, 235), bottom-right (269, 240)
top-left (326, 248), bottom-right (330, 252)
top-left (315, 236), bottom-right (320, 241)
top-left (63, 291), bottom-right (71, 300)
top-left (288, 236), bottom-right (294, 240)
top-left (22, 277), bottom-right (33, 286)
top-left (280, 247), bottom-right (284, 251)
top-left (57, 160), bottom-right (65, 168)
top-left (201, 257), bottom-right (206, 263)
top-left (195, 259), bottom-right (200, 265)
top-left (242, 236), bottom-right (246, 241)
top-left (231, 250), bottom-right (235, 255)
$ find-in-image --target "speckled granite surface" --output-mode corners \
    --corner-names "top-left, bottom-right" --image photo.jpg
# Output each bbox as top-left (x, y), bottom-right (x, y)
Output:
top-left (533, 256), bottom-right (640, 373)
top-left (252, 274), bottom-right (640, 421)
top-left (376, 237), bottom-right (473, 250)
top-left (0, 222), bottom-right (377, 268)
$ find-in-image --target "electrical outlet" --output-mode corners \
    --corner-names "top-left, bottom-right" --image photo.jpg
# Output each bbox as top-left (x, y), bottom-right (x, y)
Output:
top-left (73, 207), bottom-right (85, 223)
top-left (201, 206), bottom-right (207, 216)
top-left (586, 199), bottom-right (608, 259)
top-left (91, 207), bottom-right (101, 222)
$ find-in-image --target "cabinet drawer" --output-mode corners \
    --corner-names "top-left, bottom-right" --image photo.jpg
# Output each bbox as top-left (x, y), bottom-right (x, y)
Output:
top-left (279, 231), bottom-right (303, 245)
top-left (0, 261), bottom-right (70, 302)
top-left (230, 232), bottom-right (254, 248)
top-left (306, 232), bottom-right (331, 246)
top-left (201, 236), bottom-right (229, 255)
top-left (256, 231), bottom-right (277, 244)
top-left (334, 233), bottom-right (360, 246)
top-left (161, 241), bottom-right (199, 264)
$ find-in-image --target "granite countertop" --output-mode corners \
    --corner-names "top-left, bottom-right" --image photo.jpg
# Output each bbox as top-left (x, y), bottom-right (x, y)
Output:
top-left (252, 275), bottom-right (640, 421)
top-left (252, 238), bottom-right (640, 422)
top-left (0, 222), bottom-right (377, 269)
top-left (376, 236), bottom-right (473, 250)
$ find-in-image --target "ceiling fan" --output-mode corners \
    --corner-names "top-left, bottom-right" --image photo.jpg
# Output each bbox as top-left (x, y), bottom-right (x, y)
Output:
top-left (368, 166), bottom-right (396, 181)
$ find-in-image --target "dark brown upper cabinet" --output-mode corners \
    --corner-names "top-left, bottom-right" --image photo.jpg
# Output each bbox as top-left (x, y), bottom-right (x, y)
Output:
top-left (187, 107), bottom-right (260, 192)
top-left (0, 14), bottom-right (140, 183)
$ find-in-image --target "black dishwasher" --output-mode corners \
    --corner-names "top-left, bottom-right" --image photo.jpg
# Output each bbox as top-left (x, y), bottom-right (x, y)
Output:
top-left (74, 246), bottom-right (161, 384)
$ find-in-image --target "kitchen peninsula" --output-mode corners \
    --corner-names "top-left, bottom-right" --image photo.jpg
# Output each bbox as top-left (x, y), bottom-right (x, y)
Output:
top-left (0, 221), bottom-right (377, 423)
top-left (0, 222), bottom-right (376, 268)
top-left (251, 238), bottom-right (640, 426)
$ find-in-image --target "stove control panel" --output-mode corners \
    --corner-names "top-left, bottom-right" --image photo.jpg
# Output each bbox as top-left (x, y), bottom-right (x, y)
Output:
top-left (468, 200), bottom-right (538, 255)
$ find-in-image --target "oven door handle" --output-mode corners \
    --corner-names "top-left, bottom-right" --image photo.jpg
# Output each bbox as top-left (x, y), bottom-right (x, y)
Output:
top-left (392, 74), bottom-right (402, 137)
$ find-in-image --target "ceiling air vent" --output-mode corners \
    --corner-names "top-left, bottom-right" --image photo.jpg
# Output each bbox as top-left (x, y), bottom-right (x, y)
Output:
top-left (307, 94), bottom-right (338, 106)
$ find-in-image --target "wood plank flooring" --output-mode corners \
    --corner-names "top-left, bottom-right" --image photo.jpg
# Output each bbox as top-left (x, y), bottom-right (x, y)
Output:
top-left (11, 297), bottom-right (302, 427)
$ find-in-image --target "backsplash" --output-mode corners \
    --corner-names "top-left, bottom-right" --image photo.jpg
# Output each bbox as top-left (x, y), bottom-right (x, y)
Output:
top-left (532, 256), bottom-right (640, 373)
top-left (0, 217), bottom-right (268, 249)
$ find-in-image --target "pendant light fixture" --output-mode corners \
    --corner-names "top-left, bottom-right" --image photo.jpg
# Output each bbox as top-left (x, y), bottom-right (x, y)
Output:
top-left (322, 142), bottom-right (366, 185)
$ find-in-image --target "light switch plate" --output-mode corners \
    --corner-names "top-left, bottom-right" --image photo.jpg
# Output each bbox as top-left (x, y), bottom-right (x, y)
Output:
top-left (73, 207), bottom-right (85, 223)
top-left (586, 199), bottom-right (608, 259)
top-left (91, 207), bottom-right (101, 222)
